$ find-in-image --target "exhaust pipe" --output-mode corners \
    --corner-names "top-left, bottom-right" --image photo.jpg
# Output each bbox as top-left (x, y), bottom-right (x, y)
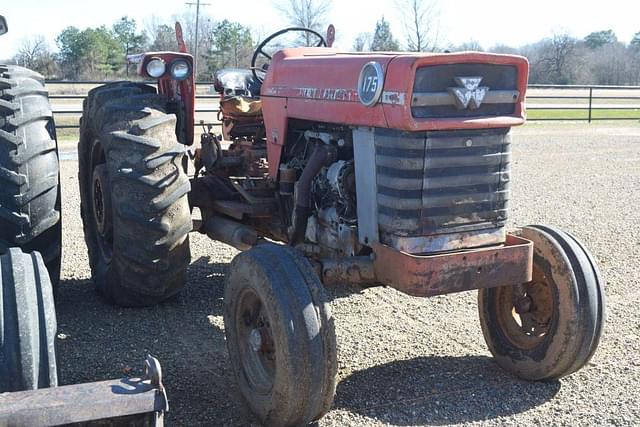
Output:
top-left (205, 216), bottom-right (257, 250)
top-left (289, 142), bottom-right (336, 245)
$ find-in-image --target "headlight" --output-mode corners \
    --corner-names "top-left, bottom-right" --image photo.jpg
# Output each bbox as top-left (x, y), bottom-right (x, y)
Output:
top-left (146, 58), bottom-right (166, 78)
top-left (170, 60), bottom-right (191, 80)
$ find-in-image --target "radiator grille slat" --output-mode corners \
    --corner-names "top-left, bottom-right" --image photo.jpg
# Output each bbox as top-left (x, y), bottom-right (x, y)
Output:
top-left (379, 190), bottom-right (510, 210)
top-left (374, 128), bottom-right (510, 239)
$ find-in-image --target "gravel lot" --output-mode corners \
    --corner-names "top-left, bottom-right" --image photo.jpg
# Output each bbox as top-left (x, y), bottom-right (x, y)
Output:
top-left (55, 122), bottom-right (640, 426)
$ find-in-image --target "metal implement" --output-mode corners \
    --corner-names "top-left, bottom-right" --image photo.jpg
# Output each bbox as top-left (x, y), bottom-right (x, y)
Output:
top-left (0, 355), bottom-right (168, 427)
top-left (371, 234), bottom-right (533, 298)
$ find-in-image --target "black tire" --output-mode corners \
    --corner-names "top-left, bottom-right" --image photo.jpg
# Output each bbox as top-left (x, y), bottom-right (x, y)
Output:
top-left (478, 225), bottom-right (605, 380)
top-left (0, 65), bottom-right (62, 286)
top-left (78, 82), bottom-right (191, 306)
top-left (0, 248), bottom-right (58, 392)
top-left (224, 244), bottom-right (337, 427)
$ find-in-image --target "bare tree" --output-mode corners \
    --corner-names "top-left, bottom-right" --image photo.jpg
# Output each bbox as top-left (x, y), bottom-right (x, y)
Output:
top-left (13, 36), bottom-right (57, 76)
top-left (451, 40), bottom-right (483, 52)
top-left (396, 0), bottom-right (441, 52)
top-left (144, 16), bottom-right (177, 51)
top-left (587, 42), bottom-right (630, 85)
top-left (630, 36), bottom-right (640, 85)
top-left (533, 32), bottom-right (578, 84)
top-left (14, 36), bottom-right (46, 68)
top-left (489, 44), bottom-right (519, 55)
top-left (274, 0), bottom-right (332, 46)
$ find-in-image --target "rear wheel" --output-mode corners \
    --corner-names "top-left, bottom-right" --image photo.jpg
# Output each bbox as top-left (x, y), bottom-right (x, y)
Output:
top-left (0, 248), bottom-right (58, 392)
top-left (224, 244), bottom-right (337, 427)
top-left (478, 225), bottom-right (605, 380)
top-left (78, 82), bottom-right (191, 306)
top-left (0, 66), bottom-right (61, 286)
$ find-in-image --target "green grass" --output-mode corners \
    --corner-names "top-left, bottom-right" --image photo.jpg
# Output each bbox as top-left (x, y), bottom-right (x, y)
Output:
top-left (53, 115), bottom-right (80, 143)
top-left (528, 108), bottom-right (640, 121)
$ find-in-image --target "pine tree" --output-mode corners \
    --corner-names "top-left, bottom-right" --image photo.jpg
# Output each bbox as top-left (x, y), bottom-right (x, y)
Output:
top-left (370, 17), bottom-right (400, 51)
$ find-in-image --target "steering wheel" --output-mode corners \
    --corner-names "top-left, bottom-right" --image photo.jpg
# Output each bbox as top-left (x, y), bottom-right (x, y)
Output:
top-left (251, 27), bottom-right (328, 82)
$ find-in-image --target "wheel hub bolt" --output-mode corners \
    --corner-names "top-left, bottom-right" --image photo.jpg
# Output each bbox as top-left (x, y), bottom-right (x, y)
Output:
top-left (249, 328), bottom-right (263, 352)
top-left (515, 296), bottom-right (533, 314)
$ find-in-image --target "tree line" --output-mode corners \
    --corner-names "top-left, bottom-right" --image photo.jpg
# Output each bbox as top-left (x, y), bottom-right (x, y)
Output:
top-left (8, 0), bottom-right (640, 85)
top-left (11, 13), bottom-right (254, 81)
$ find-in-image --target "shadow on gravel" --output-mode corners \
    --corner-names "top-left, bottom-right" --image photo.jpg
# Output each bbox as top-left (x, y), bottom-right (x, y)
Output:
top-left (54, 256), bottom-right (259, 425)
top-left (336, 355), bottom-right (560, 425)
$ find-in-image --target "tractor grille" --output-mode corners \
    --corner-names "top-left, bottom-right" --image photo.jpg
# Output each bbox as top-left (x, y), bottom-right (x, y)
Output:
top-left (375, 127), bottom-right (511, 252)
top-left (412, 63), bottom-right (518, 118)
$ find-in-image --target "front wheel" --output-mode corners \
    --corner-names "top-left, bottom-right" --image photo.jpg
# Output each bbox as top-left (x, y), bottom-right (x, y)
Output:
top-left (223, 244), bottom-right (337, 427)
top-left (478, 225), bottom-right (605, 380)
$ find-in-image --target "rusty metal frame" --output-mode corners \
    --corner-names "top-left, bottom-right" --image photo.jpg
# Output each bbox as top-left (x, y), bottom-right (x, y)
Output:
top-left (0, 356), bottom-right (168, 427)
top-left (371, 234), bottom-right (533, 297)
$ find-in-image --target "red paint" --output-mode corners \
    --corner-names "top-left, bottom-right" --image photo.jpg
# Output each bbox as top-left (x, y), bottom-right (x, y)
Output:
top-left (138, 52), bottom-right (195, 145)
top-left (382, 52), bottom-right (529, 131)
top-left (175, 22), bottom-right (188, 54)
top-left (262, 97), bottom-right (289, 178)
top-left (260, 48), bottom-right (529, 178)
top-left (372, 234), bottom-right (533, 297)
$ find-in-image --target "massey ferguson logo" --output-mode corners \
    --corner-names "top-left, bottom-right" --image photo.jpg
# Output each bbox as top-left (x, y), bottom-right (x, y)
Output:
top-left (448, 77), bottom-right (489, 110)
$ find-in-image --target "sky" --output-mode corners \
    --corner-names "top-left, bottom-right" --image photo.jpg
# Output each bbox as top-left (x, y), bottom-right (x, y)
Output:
top-left (1, 0), bottom-right (639, 57)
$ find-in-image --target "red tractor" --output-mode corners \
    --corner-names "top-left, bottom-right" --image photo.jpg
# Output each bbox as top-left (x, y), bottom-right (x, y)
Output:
top-left (78, 26), bottom-right (605, 426)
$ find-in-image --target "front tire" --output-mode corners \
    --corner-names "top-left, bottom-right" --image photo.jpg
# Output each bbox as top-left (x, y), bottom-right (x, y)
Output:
top-left (0, 66), bottom-right (61, 286)
top-left (0, 248), bottom-right (58, 392)
top-left (478, 225), bottom-right (605, 380)
top-left (224, 244), bottom-right (337, 427)
top-left (78, 82), bottom-right (191, 306)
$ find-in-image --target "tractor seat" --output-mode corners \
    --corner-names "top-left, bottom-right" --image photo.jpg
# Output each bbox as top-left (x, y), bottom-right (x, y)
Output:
top-left (213, 68), bottom-right (265, 99)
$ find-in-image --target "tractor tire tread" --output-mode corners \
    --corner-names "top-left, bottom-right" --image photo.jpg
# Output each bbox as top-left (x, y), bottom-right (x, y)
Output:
top-left (0, 248), bottom-right (58, 392)
top-left (78, 82), bottom-right (191, 307)
top-left (0, 65), bottom-right (61, 286)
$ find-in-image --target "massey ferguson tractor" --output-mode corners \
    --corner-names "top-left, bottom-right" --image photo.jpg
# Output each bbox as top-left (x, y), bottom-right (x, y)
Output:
top-left (77, 27), bottom-right (605, 426)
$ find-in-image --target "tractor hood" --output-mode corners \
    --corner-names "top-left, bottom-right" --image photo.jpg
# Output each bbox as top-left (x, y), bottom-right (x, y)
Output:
top-left (261, 48), bottom-right (529, 131)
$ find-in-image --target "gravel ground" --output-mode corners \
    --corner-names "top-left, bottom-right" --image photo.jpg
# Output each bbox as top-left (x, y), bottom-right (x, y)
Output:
top-left (55, 122), bottom-right (640, 426)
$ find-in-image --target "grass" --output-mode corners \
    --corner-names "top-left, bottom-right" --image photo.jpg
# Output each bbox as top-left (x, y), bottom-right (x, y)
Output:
top-left (527, 108), bottom-right (640, 121)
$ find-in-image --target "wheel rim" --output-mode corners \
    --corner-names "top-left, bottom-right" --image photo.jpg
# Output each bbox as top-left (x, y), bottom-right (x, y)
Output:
top-left (494, 263), bottom-right (555, 350)
top-left (235, 288), bottom-right (276, 394)
top-left (90, 164), bottom-right (113, 261)
top-left (92, 175), bottom-right (106, 232)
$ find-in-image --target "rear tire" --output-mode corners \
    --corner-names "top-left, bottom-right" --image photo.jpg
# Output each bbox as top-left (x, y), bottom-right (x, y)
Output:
top-left (224, 244), bottom-right (337, 427)
top-left (78, 82), bottom-right (191, 306)
top-left (0, 65), bottom-right (62, 286)
top-left (0, 248), bottom-right (58, 392)
top-left (478, 225), bottom-right (605, 380)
